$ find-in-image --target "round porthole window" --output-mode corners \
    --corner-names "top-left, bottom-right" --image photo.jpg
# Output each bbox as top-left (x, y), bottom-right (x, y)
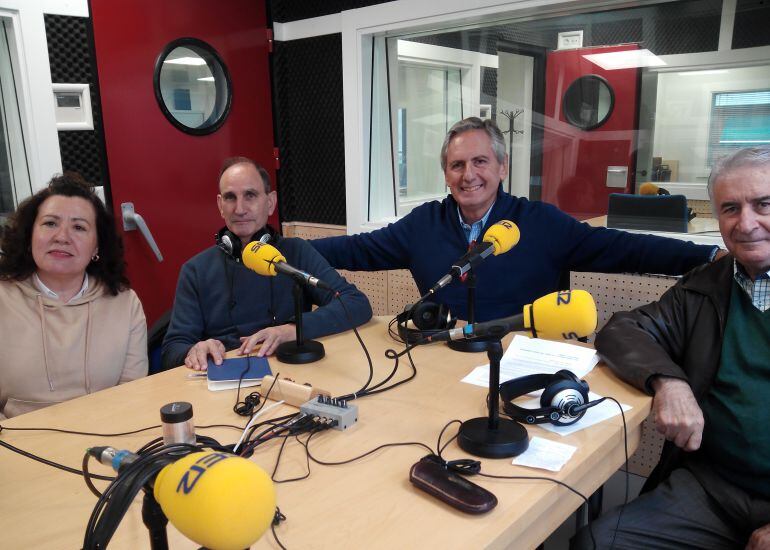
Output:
top-left (562, 75), bottom-right (614, 131)
top-left (154, 38), bottom-right (232, 135)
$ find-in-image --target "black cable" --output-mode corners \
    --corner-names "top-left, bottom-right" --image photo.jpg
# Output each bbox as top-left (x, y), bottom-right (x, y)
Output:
top-left (0, 423), bottom-right (245, 436)
top-left (82, 451), bottom-right (108, 498)
top-left (271, 424), bottom-right (331, 484)
top-left (607, 397), bottom-right (630, 550)
top-left (0, 438), bottom-right (114, 481)
top-left (237, 413), bottom-right (306, 458)
top-left (435, 420), bottom-right (482, 475)
top-left (272, 507), bottom-right (288, 550)
top-left (301, 429), bottom-right (433, 466)
top-left (334, 295), bottom-right (375, 397)
top-left (359, 347), bottom-right (418, 396)
top-left (233, 363), bottom-right (281, 418)
top-left (233, 355), bottom-right (259, 416)
top-left (0, 423), bottom-right (163, 437)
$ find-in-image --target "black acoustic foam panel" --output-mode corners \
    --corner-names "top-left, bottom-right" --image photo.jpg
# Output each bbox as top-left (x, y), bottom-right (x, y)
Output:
top-left (272, 34), bottom-right (346, 225)
top-left (733, 0), bottom-right (770, 49)
top-left (45, 14), bottom-right (109, 191)
top-left (270, 0), bottom-right (390, 23)
top-left (480, 67), bottom-right (497, 123)
top-left (407, 0), bottom-right (720, 56)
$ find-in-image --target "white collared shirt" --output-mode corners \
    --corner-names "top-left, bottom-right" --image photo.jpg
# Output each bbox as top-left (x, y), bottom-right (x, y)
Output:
top-left (34, 272), bottom-right (89, 303)
top-left (457, 202), bottom-right (496, 244)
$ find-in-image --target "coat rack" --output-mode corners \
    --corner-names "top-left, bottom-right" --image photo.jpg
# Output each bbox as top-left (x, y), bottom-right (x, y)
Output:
top-left (500, 109), bottom-right (524, 194)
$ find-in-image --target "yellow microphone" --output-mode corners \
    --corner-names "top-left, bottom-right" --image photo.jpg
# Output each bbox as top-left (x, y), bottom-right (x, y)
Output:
top-left (522, 289), bottom-right (597, 340)
top-left (482, 219), bottom-right (521, 255)
top-left (639, 182), bottom-right (670, 196)
top-left (242, 241), bottom-right (285, 276)
top-left (426, 289), bottom-right (597, 342)
top-left (243, 241), bottom-right (333, 290)
top-left (424, 220), bottom-right (521, 297)
top-left (153, 451), bottom-right (276, 550)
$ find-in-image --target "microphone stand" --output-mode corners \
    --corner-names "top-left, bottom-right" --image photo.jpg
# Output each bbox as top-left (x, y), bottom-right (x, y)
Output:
top-left (448, 270), bottom-right (496, 353)
top-left (457, 340), bottom-right (529, 458)
top-left (142, 491), bottom-right (169, 550)
top-left (275, 281), bottom-right (325, 364)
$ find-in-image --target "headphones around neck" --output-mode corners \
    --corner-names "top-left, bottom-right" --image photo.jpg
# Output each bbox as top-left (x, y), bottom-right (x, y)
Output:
top-left (500, 370), bottom-right (595, 426)
top-left (396, 301), bottom-right (456, 345)
top-left (215, 225), bottom-right (277, 262)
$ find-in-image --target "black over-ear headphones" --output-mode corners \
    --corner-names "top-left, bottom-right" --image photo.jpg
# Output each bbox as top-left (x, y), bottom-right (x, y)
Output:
top-left (215, 225), bottom-right (277, 262)
top-left (500, 370), bottom-right (596, 426)
top-left (396, 301), bottom-right (456, 345)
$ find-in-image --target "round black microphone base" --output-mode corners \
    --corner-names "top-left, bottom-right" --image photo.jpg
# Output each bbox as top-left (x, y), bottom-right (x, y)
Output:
top-left (457, 417), bottom-right (529, 458)
top-left (275, 340), bottom-right (325, 364)
top-left (447, 337), bottom-right (497, 353)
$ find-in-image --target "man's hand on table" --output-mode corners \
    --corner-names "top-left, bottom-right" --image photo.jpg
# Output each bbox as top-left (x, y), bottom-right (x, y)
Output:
top-left (185, 339), bottom-right (226, 371)
top-left (239, 324), bottom-right (295, 357)
top-left (651, 376), bottom-right (704, 451)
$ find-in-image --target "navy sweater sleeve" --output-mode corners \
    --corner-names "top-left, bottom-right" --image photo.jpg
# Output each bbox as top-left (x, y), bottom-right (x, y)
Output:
top-left (161, 261), bottom-right (208, 369)
top-left (284, 239), bottom-right (372, 339)
top-left (539, 203), bottom-right (713, 275)
top-left (310, 218), bottom-right (414, 271)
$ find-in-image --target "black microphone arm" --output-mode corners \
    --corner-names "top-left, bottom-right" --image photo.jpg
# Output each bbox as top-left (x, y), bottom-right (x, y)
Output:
top-left (422, 241), bottom-right (496, 299)
top-left (424, 313), bottom-right (525, 342)
top-left (272, 261), bottom-right (333, 291)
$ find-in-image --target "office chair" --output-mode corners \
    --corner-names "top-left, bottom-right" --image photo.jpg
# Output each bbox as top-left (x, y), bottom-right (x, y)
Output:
top-left (607, 193), bottom-right (690, 233)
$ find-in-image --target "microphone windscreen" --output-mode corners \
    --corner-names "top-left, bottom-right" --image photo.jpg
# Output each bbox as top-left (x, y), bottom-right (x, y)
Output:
top-left (242, 241), bottom-right (286, 276)
top-left (638, 182), bottom-right (659, 196)
top-left (482, 220), bottom-right (520, 256)
top-left (154, 452), bottom-right (276, 550)
top-left (523, 289), bottom-right (597, 340)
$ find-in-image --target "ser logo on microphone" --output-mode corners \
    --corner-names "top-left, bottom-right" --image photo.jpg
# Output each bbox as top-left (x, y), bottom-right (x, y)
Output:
top-left (175, 452), bottom-right (230, 494)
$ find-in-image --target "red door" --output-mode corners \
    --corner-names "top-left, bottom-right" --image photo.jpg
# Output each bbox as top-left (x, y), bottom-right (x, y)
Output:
top-left (541, 44), bottom-right (640, 220)
top-left (91, 0), bottom-right (276, 325)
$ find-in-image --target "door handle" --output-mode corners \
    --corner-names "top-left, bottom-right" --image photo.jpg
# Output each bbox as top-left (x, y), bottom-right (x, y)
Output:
top-left (121, 202), bottom-right (163, 262)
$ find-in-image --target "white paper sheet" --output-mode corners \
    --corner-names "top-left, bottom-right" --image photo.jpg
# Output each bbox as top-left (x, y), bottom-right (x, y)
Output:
top-left (461, 335), bottom-right (599, 389)
top-left (512, 436), bottom-right (577, 472)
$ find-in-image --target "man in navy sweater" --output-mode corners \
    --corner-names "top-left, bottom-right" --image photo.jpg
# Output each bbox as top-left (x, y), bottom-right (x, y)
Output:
top-left (312, 117), bottom-right (722, 322)
top-left (162, 157), bottom-right (371, 370)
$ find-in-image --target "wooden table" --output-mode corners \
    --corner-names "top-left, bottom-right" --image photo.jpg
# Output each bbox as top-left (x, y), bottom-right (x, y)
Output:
top-left (0, 317), bottom-right (651, 549)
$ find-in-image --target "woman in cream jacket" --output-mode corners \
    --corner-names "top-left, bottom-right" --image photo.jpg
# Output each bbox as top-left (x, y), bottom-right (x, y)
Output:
top-left (0, 173), bottom-right (147, 419)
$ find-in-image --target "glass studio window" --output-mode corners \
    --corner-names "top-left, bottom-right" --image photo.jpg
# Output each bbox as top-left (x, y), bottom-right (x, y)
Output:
top-left (154, 38), bottom-right (232, 135)
top-left (0, 17), bottom-right (31, 221)
top-left (709, 90), bottom-right (770, 164)
top-left (363, 0), bottom-right (770, 226)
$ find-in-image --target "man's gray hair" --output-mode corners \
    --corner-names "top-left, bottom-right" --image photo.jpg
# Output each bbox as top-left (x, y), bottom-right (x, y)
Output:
top-left (708, 146), bottom-right (770, 202)
top-left (440, 117), bottom-right (507, 171)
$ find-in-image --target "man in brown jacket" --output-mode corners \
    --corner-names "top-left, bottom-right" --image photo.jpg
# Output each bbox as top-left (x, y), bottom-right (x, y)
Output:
top-left (573, 147), bottom-right (770, 549)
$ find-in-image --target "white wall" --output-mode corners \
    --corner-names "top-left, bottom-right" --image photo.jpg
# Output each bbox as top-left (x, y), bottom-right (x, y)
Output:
top-left (653, 64), bottom-right (770, 183)
top-left (0, 0), bottom-right (88, 196)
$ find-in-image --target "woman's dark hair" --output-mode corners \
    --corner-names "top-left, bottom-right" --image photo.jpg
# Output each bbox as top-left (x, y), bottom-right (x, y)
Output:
top-left (0, 172), bottom-right (129, 295)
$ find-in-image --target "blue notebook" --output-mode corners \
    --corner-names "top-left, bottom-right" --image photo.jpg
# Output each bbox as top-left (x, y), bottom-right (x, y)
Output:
top-left (206, 356), bottom-right (272, 391)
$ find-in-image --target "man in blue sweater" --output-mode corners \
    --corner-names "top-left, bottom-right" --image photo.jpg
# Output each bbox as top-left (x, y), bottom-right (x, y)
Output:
top-left (162, 157), bottom-right (371, 370)
top-left (312, 117), bottom-right (722, 322)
